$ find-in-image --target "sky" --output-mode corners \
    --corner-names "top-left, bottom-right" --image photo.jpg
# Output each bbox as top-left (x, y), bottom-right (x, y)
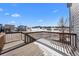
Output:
top-left (0, 3), bottom-right (69, 26)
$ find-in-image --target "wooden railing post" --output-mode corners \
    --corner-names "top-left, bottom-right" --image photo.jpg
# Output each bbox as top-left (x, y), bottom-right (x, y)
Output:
top-left (30, 37), bottom-right (31, 42)
top-left (70, 34), bottom-right (71, 45)
top-left (27, 35), bottom-right (29, 43)
top-left (75, 34), bottom-right (77, 48)
top-left (0, 33), bottom-right (5, 53)
top-left (24, 34), bottom-right (26, 43)
top-left (59, 33), bottom-right (61, 42)
top-left (21, 32), bottom-right (22, 40)
top-left (27, 36), bottom-right (29, 43)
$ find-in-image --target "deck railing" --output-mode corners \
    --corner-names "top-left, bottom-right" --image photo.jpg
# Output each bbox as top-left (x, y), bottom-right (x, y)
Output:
top-left (0, 31), bottom-right (77, 55)
top-left (5, 32), bottom-right (36, 44)
top-left (27, 31), bottom-right (77, 47)
top-left (0, 32), bottom-right (36, 55)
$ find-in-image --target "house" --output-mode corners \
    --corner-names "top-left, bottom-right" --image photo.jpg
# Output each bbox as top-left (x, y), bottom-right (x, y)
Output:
top-left (4, 24), bottom-right (15, 32)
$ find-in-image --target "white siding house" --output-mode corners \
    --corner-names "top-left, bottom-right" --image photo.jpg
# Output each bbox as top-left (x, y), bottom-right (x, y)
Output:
top-left (67, 3), bottom-right (79, 49)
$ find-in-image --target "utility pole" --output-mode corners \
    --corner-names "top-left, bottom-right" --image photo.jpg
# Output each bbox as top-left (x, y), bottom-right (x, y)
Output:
top-left (67, 3), bottom-right (72, 33)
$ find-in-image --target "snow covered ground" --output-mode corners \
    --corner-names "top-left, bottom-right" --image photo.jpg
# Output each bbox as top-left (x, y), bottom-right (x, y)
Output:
top-left (34, 38), bottom-right (72, 56)
top-left (34, 38), bottom-right (63, 56)
top-left (34, 42), bottom-right (62, 56)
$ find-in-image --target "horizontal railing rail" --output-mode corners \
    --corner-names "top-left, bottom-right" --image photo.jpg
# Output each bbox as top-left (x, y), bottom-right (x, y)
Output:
top-left (22, 31), bottom-right (76, 35)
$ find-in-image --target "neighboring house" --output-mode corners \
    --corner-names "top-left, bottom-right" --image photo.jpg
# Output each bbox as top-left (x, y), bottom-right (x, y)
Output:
top-left (4, 24), bottom-right (15, 32)
top-left (0, 24), bottom-right (4, 32)
top-left (32, 26), bottom-right (49, 32)
top-left (17, 25), bottom-right (27, 31)
top-left (43, 26), bottom-right (52, 31)
top-left (67, 3), bottom-right (79, 49)
top-left (0, 24), bottom-right (2, 32)
top-left (31, 28), bottom-right (47, 32)
top-left (32, 26), bottom-right (53, 32)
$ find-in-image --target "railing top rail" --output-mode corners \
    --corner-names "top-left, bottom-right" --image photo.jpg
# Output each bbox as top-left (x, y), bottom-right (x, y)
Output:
top-left (22, 31), bottom-right (76, 35)
top-left (5, 31), bottom-right (76, 35)
top-left (5, 31), bottom-right (77, 35)
top-left (5, 32), bottom-right (22, 34)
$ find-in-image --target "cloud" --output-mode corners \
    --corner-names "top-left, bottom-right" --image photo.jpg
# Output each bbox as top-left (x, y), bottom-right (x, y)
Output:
top-left (0, 8), bottom-right (3, 12)
top-left (9, 21), bottom-right (16, 24)
top-left (11, 21), bottom-right (16, 24)
top-left (38, 19), bottom-right (43, 22)
top-left (7, 21), bottom-right (16, 25)
top-left (52, 9), bottom-right (59, 13)
top-left (5, 13), bottom-right (10, 16)
top-left (5, 13), bottom-right (21, 18)
top-left (11, 13), bottom-right (21, 17)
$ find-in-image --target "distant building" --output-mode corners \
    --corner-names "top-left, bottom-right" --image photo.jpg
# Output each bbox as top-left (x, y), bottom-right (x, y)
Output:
top-left (4, 24), bottom-right (15, 32)
top-left (32, 26), bottom-right (50, 32)
top-left (0, 24), bottom-right (3, 32)
top-left (26, 27), bottom-right (32, 32)
top-left (17, 25), bottom-right (27, 31)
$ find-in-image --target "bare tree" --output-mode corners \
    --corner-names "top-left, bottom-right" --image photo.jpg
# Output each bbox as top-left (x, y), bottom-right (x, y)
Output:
top-left (58, 17), bottom-right (66, 43)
